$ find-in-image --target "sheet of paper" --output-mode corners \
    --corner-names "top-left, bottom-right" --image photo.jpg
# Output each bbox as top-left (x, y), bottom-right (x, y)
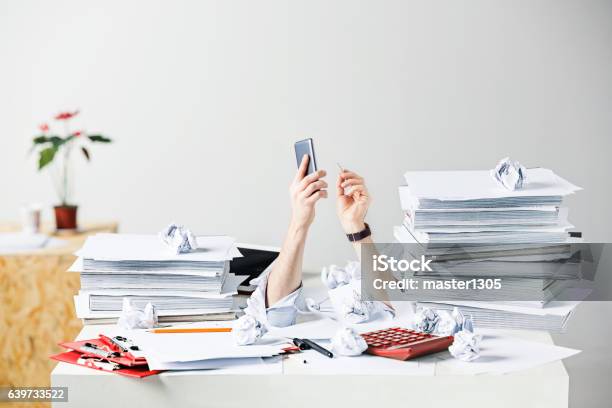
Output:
top-left (415, 218), bottom-right (573, 233)
top-left (80, 272), bottom-right (243, 298)
top-left (74, 295), bottom-right (234, 319)
top-left (403, 168), bottom-right (581, 200)
top-left (128, 329), bottom-right (286, 362)
top-left (425, 329), bottom-right (580, 374)
top-left (0, 233), bottom-right (55, 254)
top-left (294, 341), bottom-right (434, 376)
top-left (154, 356), bottom-right (283, 375)
top-left (67, 257), bottom-right (221, 276)
top-left (432, 287), bottom-right (590, 316)
top-left (78, 233), bottom-right (240, 262)
top-left (268, 317), bottom-right (341, 340)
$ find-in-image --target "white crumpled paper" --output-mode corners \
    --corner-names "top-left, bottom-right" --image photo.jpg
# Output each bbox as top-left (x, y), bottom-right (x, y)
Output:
top-left (117, 298), bottom-right (158, 329)
top-left (330, 327), bottom-right (368, 356)
top-left (343, 261), bottom-right (361, 281)
top-left (232, 314), bottom-right (268, 346)
top-left (321, 261), bottom-right (361, 289)
top-left (435, 307), bottom-right (474, 336)
top-left (413, 307), bottom-right (440, 334)
top-left (299, 296), bottom-right (337, 321)
top-left (339, 292), bottom-right (395, 324)
top-left (305, 297), bottom-right (323, 312)
top-left (341, 291), bottom-right (372, 324)
top-left (233, 289), bottom-right (269, 345)
top-left (448, 329), bottom-right (482, 362)
top-left (491, 157), bottom-right (527, 191)
top-left (159, 223), bottom-right (198, 254)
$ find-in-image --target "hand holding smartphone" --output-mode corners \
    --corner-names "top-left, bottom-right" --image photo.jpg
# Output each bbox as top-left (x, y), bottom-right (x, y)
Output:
top-left (294, 138), bottom-right (318, 175)
top-left (289, 138), bottom-right (327, 229)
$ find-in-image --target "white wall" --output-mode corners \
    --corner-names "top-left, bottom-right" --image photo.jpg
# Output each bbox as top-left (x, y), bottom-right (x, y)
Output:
top-left (1, 0), bottom-right (611, 270)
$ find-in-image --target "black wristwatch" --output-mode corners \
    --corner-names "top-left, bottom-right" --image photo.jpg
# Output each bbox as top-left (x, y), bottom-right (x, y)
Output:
top-left (346, 223), bottom-right (371, 242)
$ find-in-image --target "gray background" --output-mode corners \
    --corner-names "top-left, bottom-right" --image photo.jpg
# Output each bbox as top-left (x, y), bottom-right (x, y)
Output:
top-left (1, 1), bottom-right (611, 406)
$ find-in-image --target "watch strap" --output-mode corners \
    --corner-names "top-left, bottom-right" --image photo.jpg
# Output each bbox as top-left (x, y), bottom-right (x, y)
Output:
top-left (346, 223), bottom-right (371, 242)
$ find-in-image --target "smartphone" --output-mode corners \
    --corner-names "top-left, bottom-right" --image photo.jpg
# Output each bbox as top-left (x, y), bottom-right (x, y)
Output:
top-left (294, 138), bottom-right (318, 175)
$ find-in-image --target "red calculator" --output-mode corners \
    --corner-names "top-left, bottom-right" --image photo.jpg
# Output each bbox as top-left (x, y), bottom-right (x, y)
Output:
top-left (361, 327), bottom-right (453, 361)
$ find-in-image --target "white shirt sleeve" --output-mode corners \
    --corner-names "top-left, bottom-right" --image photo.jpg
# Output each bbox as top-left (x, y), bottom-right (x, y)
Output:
top-left (243, 261), bottom-right (303, 328)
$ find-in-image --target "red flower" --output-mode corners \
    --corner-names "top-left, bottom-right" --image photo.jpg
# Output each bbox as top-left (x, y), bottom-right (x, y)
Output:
top-left (55, 110), bottom-right (80, 121)
top-left (71, 130), bottom-right (83, 137)
top-left (39, 123), bottom-right (49, 132)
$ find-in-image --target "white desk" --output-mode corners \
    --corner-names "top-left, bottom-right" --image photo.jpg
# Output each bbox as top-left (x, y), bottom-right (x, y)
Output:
top-left (51, 274), bottom-right (570, 407)
top-left (51, 324), bottom-right (568, 408)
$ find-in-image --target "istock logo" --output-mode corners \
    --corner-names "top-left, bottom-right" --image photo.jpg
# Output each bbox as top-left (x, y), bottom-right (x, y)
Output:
top-left (371, 254), bottom-right (433, 272)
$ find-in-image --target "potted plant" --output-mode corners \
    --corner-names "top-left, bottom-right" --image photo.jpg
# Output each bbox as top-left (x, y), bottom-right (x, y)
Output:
top-left (31, 110), bottom-right (112, 230)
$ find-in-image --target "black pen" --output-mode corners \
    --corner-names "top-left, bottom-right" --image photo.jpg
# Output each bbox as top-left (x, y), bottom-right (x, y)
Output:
top-left (293, 338), bottom-right (334, 359)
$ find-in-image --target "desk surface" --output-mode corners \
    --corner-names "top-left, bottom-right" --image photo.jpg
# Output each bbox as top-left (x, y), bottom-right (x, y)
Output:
top-left (50, 274), bottom-right (570, 408)
top-left (52, 325), bottom-right (569, 408)
top-left (0, 221), bottom-right (118, 256)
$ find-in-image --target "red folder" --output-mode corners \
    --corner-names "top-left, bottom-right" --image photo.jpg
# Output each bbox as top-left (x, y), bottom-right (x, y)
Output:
top-left (50, 350), bottom-right (161, 378)
top-left (59, 338), bottom-right (147, 367)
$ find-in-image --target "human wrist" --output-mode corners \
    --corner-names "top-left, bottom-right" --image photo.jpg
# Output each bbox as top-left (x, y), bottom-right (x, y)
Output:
top-left (341, 220), bottom-right (366, 234)
top-left (288, 218), bottom-right (310, 237)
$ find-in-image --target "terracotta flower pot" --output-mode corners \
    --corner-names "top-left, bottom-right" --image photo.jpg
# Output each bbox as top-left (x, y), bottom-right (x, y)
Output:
top-left (54, 205), bottom-right (78, 230)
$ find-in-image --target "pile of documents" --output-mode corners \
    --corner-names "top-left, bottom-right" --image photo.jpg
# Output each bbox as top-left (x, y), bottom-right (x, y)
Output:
top-left (70, 233), bottom-right (243, 324)
top-left (394, 167), bottom-right (583, 331)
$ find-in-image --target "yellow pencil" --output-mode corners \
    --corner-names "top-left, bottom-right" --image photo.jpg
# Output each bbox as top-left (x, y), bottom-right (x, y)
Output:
top-left (149, 327), bottom-right (232, 334)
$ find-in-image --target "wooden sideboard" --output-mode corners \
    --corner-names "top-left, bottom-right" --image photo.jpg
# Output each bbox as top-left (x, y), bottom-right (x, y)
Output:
top-left (0, 222), bottom-right (118, 408)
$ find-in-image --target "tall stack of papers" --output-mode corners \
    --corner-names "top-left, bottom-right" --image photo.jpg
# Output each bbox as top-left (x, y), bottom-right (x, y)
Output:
top-left (398, 168), bottom-right (580, 244)
top-left (394, 167), bottom-right (583, 331)
top-left (70, 233), bottom-right (243, 324)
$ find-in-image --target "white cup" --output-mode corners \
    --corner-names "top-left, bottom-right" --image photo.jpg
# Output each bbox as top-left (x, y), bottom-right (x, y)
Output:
top-left (21, 204), bottom-right (42, 234)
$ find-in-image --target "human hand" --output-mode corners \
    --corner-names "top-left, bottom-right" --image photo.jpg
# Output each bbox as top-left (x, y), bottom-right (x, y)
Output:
top-left (336, 169), bottom-right (370, 233)
top-left (289, 155), bottom-right (328, 230)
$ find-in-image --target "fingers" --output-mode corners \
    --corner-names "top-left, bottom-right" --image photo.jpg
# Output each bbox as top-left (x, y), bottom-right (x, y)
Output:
top-left (299, 169), bottom-right (327, 190)
top-left (346, 184), bottom-right (368, 199)
top-left (302, 179), bottom-right (328, 198)
top-left (339, 170), bottom-right (362, 181)
top-left (294, 155), bottom-right (310, 182)
top-left (336, 174), bottom-right (345, 197)
top-left (340, 178), bottom-right (364, 188)
top-left (306, 189), bottom-right (328, 204)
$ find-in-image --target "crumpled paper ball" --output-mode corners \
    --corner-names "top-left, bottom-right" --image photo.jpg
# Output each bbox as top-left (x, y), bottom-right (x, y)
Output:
top-left (330, 327), bottom-right (368, 356)
top-left (159, 223), bottom-right (198, 254)
top-left (448, 329), bottom-right (482, 362)
top-left (233, 290), bottom-right (269, 346)
top-left (232, 314), bottom-right (268, 346)
top-left (243, 286), bottom-right (268, 322)
top-left (117, 298), bottom-right (158, 329)
top-left (491, 157), bottom-right (527, 191)
top-left (298, 297), bottom-right (338, 321)
top-left (371, 301), bottom-right (396, 320)
top-left (341, 291), bottom-right (372, 324)
top-left (321, 264), bottom-right (351, 289)
top-left (305, 297), bottom-right (322, 312)
top-left (435, 307), bottom-right (474, 336)
top-left (413, 307), bottom-right (440, 334)
top-left (344, 261), bottom-right (361, 281)
top-left (321, 260), bottom-right (362, 289)
top-left (338, 298), bottom-right (394, 324)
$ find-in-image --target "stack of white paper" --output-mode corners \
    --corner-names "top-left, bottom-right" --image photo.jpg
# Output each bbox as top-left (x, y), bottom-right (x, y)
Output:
top-left (70, 233), bottom-right (243, 324)
top-left (393, 167), bottom-right (583, 330)
top-left (398, 168), bottom-right (580, 244)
